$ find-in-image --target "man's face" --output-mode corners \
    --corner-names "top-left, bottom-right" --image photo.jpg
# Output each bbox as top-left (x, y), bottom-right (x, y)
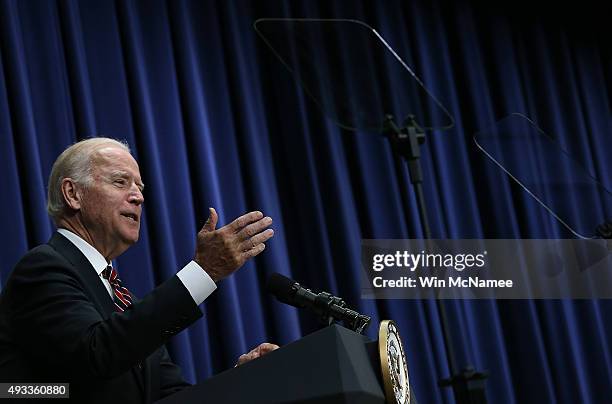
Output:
top-left (78, 145), bottom-right (145, 259)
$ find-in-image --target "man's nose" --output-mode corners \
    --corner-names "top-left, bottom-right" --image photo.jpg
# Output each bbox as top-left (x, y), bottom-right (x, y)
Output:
top-left (128, 185), bottom-right (144, 205)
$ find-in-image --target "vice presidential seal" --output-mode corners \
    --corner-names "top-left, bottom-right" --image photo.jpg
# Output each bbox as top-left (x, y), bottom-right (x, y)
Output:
top-left (379, 320), bottom-right (410, 404)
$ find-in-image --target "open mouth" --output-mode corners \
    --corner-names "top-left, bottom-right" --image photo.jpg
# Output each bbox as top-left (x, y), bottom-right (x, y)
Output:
top-left (121, 213), bottom-right (139, 222)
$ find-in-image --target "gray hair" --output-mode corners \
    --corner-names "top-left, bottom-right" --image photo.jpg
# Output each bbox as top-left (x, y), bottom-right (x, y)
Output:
top-left (46, 137), bottom-right (131, 222)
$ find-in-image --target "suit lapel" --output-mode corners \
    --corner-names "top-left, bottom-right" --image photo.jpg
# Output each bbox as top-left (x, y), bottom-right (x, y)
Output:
top-left (48, 233), bottom-right (118, 317)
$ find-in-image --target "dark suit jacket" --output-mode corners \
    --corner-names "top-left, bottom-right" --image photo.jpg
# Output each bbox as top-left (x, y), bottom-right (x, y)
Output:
top-left (0, 232), bottom-right (204, 403)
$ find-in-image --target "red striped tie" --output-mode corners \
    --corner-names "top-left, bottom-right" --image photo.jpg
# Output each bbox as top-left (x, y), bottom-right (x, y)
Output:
top-left (102, 266), bottom-right (133, 312)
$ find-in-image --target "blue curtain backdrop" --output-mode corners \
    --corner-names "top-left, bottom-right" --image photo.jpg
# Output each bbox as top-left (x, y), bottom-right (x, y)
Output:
top-left (1, 0), bottom-right (610, 403)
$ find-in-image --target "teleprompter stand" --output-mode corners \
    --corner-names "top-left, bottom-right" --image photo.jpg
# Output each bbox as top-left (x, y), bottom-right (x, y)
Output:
top-left (383, 114), bottom-right (489, 404)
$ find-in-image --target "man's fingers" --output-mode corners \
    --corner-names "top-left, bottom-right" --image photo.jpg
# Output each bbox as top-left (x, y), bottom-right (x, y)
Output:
top-left (242, 243), bottom-right (266, 259)
top-left (228, 211), bottom-right (264, 232)
top-left (240, 228), bottom-right (274, 253)
top-left (240, 229), bottom-right (274, 251)
top-left (250, 343), bottom-right (278, 359)
top-left (235, 353), bottom-right (250, 367)
top-left (235, 342), bottom-right (280, 367)
top-left (256, 343), bottom-right (280, 355)
top-left (236, 349), bottom-right (258, 366)
top-left (237, 216), bottom-right (273, 239)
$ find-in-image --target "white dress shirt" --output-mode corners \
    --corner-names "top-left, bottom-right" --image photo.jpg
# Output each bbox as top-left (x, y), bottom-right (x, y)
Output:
top-left (57, 228), bottom-right (216, 305)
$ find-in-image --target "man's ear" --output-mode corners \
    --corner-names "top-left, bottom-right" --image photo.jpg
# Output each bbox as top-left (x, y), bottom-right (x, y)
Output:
top-left (60, 178), bottom-right (83, 211)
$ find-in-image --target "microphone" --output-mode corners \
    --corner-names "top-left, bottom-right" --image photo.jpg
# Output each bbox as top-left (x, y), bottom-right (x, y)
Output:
top-left (266, 273), bottom-right (371, 333)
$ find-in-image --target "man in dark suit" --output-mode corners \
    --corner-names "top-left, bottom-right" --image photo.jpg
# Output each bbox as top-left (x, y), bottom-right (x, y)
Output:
top-left (0, 138), bottom-right (276, 402)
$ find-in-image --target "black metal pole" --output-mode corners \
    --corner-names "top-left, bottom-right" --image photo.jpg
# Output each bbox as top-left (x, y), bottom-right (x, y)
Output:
top-left (384, 114), bottom-right (488, 404)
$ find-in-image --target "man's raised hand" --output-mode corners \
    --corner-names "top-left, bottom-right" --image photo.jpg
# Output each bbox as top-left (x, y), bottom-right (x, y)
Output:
top-left (194, 208), bottom-right (274, 282)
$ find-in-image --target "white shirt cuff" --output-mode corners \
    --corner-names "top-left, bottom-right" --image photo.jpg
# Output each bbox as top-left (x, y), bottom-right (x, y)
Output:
top-left (176, 261), bottom-right (217, 305)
